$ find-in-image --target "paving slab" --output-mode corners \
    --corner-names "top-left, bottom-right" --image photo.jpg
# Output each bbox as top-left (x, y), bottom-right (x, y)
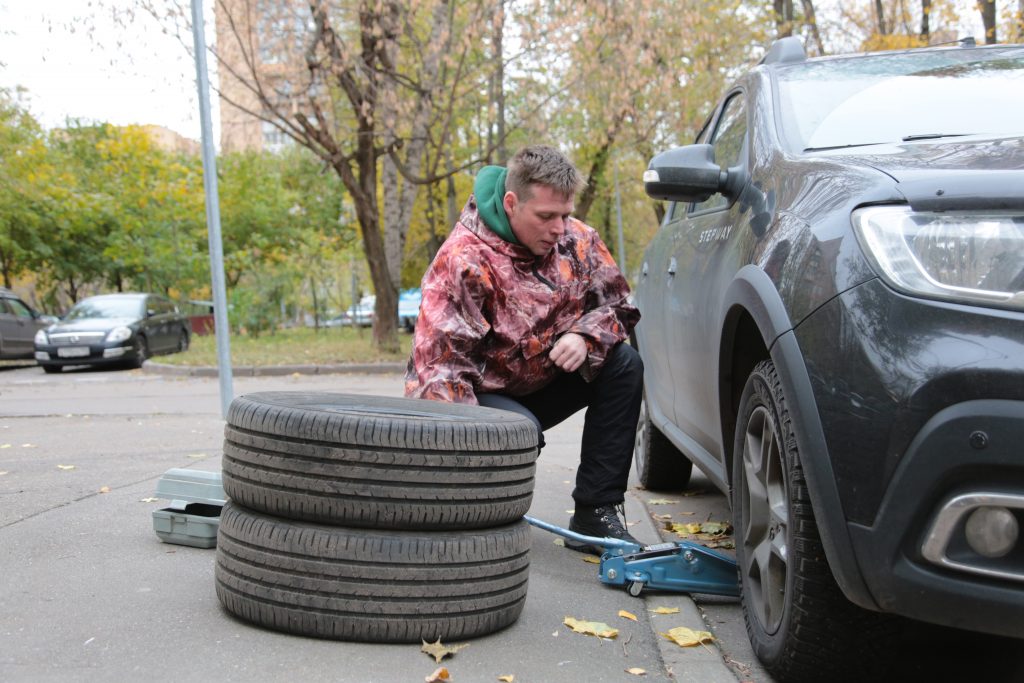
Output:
top-left (0, 367), bottom-right (739, 683)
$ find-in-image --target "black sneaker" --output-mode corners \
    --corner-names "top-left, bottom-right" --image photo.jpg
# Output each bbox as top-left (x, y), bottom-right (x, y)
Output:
top-left (565, 503), bottom-right (640, 554)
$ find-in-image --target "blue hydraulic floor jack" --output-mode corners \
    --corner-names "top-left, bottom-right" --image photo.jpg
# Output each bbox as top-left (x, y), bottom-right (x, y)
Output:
top-left (525, 515), bottom-right (740, 598)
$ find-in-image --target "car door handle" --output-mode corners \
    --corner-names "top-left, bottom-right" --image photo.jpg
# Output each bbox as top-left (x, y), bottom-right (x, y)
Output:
top-left (667, 257), bottom-right (677, 275)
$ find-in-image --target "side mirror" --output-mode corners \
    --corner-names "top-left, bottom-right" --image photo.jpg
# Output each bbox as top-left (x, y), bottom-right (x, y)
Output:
top-left (147, 309), bottom-right (157, 318)
top-left (643, 144), bottom-right (729, 203)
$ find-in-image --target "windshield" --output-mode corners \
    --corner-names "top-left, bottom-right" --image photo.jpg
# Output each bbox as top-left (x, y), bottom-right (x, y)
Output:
top-left (776, 47), bottom-right (1024, 152)
top-left (65, 297), bottom-right (144, 320)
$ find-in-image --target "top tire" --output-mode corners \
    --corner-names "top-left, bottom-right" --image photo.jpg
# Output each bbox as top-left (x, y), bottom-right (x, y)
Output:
top-left (222, 392), bottom-right (539, 529)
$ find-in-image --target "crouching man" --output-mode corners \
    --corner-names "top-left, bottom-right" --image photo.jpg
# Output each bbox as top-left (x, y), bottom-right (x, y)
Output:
top-left (405, 144), bottom-right (644, 551)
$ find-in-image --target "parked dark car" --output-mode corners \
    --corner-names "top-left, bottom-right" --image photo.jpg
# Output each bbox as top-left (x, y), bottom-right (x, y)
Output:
top-left (34, 293), bottom-right (191, 373)
top-left (0, 288), bottom-right (56, 360)
top-left (635, 38), bottom-right (1024, 679)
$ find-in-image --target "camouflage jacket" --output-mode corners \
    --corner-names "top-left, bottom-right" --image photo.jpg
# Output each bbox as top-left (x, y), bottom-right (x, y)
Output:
top-left (404, 198), bottom-right (640, 404)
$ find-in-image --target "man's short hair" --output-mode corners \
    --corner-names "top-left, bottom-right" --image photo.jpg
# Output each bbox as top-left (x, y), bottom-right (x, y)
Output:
top-left (506, 145), bottom-right (585, 201)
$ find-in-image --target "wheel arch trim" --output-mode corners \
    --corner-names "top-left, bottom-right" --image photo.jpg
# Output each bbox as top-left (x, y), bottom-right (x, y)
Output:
top-left (721, 265), bottom-right (878, 608)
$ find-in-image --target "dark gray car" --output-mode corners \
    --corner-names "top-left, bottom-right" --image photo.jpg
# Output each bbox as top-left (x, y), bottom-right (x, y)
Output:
top-left (0, 288), bottom-right (54, 360)
top-left (636, 38), bottom-right (1024, 681)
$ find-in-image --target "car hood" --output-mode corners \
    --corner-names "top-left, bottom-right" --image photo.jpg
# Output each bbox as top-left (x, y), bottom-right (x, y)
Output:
top-left (829, 134), bottom-right (1024, 211)
top-left (48, 318), bottom-right (137, 334)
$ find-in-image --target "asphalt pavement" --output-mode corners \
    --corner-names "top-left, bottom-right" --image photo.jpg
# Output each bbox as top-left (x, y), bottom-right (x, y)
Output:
top-left (0, 363), bottom-right (743, 683)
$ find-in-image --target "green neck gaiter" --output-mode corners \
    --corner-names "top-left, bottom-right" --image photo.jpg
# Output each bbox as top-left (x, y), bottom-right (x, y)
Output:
top-left (473, 165), bottom-right (519, 244)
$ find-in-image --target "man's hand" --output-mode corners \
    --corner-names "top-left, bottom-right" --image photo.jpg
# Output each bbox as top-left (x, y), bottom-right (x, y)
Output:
top-left (549, 333), bottom-right (588, 372)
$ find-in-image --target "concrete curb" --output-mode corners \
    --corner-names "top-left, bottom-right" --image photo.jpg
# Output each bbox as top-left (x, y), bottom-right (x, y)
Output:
top-left (142, 361), bottom-right (406, 377)
top-left (629, 492), bottom-right (739, 682)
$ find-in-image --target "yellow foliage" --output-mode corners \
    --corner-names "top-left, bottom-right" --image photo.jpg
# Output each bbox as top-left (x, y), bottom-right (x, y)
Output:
top-left (860, 33), bottom-right (927, 52)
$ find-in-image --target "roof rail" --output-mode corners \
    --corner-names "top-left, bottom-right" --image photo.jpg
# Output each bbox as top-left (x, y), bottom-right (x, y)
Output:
top-left (762, 37), bottom-right (807, 65)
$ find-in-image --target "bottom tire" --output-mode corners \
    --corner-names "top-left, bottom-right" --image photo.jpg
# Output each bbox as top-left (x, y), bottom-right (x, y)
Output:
top-left (215, 502), bottom-right (530, 642)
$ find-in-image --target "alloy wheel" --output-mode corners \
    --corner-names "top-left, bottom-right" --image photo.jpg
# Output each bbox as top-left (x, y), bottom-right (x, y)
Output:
top-left (738, 404), bottom-right (789, 634)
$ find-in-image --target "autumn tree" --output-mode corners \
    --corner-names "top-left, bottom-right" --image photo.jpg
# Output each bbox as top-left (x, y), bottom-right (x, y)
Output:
top-left (979, 0), bottom-right (998, 43)
top-left (520, 0), bottom-right (767, 245)
top-left (0, 89), bottom-right (48, 289)
top-left (205, 0), bottom-right (513, 351)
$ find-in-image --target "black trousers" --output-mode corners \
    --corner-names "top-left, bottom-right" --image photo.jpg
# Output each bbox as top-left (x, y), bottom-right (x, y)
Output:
top-left (478, 342), bottom-right (644, 507)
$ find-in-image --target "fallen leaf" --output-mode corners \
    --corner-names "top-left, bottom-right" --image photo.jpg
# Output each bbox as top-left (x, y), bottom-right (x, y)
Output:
top-left (704, 538), bottom-right (736, 550)
top-left (647, 498), bottom-right (679, 505)
top-left (99, 486), bottom-right (111, 494)
top-left (57, 464), bottom-right (76, 471)
top-left (582, 555), bottom-right (600, 564)
top-left (650, 607), bottom-right (680, 615)
top-left (564, 617), bottom-right (618, 639)
top-left (424, 667), bottom-right (450, 682)
top-left (625, 668), bottom-right (647, 676)
top-left (553, 538), bottom-right (565, 547)
top-left (0, 444), bottom-right (11, 449)
top-left (661, 626), bottom-right (714, 647)
top-left (139, 497), bottom-right (159, 503)
top-left (187, 453), bottom-right (206, 459)
top-left (618, 610), bottom-right (638, 622)
top-left (21, 443), bottom-right (36, 448)
top-left (0, 471), bottom-right (8, 476)
top-left (498, 676), bottom-right (514, 682)
top-left (653, 514), bottom-right (673, 520)
top-left (671, 521), bottom-right (734, 540)
top-left (566, 509), bottom-right (575, 514)
top-left (421, 638), bottom-right (469, 663)
top-left (699, 521), bottom-right (733, 536)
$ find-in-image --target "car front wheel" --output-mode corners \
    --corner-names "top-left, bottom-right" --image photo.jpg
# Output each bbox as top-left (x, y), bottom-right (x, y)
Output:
top-left (132, 335), bottom-right (149, 368)
top-left (732, 360), bottom-right (892, 682)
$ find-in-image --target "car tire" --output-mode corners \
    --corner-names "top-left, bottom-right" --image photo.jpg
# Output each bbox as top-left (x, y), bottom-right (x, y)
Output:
top-left (732, 360), bottom-right (893, 681)
top-left (132, 335), bottom-right (149, 368)
top-left (41, 364), bottom-right (61, 374)
top-left (222, 392), bottom-right (539, 529)
top-left (215, 502), bottom-right (530, 642)
top-left (176, 330), bottom-right (189, 353)
top-left (634, 392), bottom-right (692, 491)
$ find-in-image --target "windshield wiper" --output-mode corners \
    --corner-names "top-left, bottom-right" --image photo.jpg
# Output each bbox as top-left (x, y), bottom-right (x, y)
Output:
top-left (805, 133), bottom-right (975, 152)
top-left (901, 133), bottom-right (972, 142)
top-left (803, 141), bottom-right (887, 152)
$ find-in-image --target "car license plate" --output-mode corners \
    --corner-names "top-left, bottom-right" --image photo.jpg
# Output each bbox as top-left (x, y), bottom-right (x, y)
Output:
top-left (57, 347), bottom-right (90, 358)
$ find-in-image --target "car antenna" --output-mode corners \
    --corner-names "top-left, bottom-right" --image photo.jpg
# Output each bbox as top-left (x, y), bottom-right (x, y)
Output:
top-left (930, 36), bottom-right (977, 47)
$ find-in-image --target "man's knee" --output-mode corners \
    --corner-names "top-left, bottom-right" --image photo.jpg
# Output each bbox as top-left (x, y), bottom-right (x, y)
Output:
top-left (478, 393), bottom-right (545, 449)
top-left (605, 342), bottom-right (643, 383)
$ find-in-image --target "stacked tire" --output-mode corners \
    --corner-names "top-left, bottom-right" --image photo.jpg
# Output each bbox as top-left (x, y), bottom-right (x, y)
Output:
top-left (214, 392), bottom-right (539, 643)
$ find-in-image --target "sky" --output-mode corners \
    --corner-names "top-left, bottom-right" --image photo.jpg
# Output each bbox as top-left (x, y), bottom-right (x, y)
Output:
top-left (0, 0), bottom-right (215, 142)
top-left (0, 0), bottom-right (992, 146)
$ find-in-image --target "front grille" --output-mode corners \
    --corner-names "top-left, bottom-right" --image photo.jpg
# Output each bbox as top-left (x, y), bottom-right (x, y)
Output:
top-left (49, 332), bottom-right (106, 345)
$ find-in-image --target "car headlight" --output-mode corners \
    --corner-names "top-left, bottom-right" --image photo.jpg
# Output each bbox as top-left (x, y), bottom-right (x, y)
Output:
top-left (34, 329), bottom-right (48, 345)
top-left (106, 326), bottom-right (133, 343)
top-left (853, 206), bottom-right (1024, 311)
